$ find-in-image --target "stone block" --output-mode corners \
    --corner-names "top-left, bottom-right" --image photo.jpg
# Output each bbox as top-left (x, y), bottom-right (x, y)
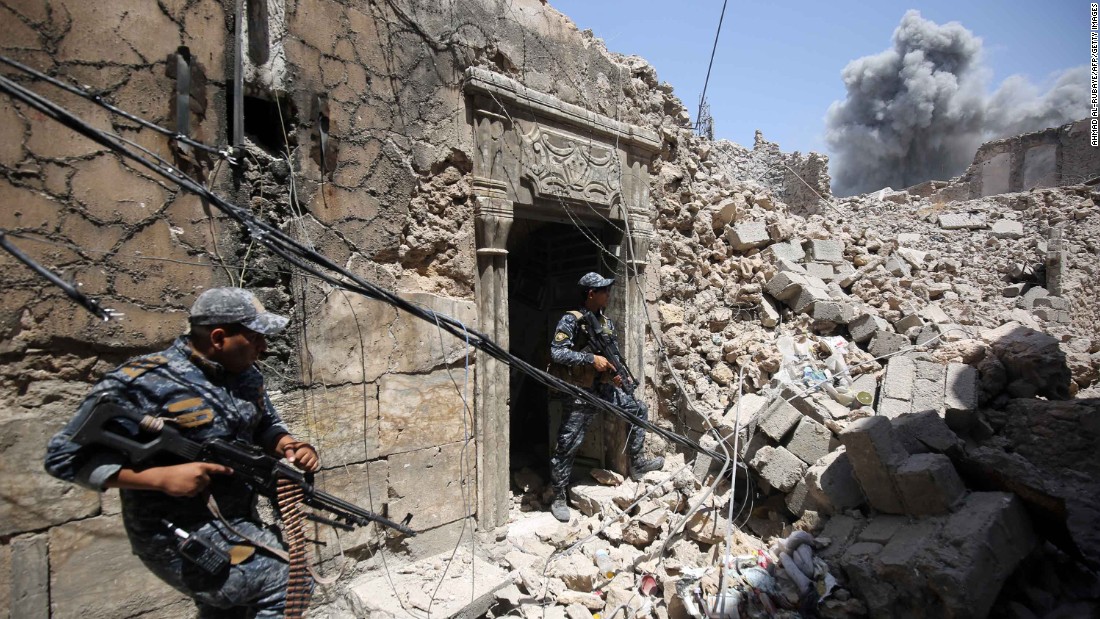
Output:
top-left (778, 384), bottom-right (825, 420)
top-left (378, 369), bottom-right (469, 456)
top-left (789, 284), bottom-right (832, 315)
top-left (877, 397), bottom-right (911, 419)
top-left (775, 257), bottom-right (808, 274)
top-left (0, 418), bottom-right (99, 537)
top-left (1002, 283), bottom-right (1027, 298)
top-left (813, 393), bottom-right (854, 421)
top-left (10, 534), bottom-right (49, 619)
top-left (851, 373), bottom-right (879, 406)
top-left (868, 331), bottom-right (910, 358)
top-left (570, 484), bottom-right (627, 517)
top-left (764, 271), bottom-right (807, 301)
top-left (895, 404), bottom-right (953, 456)
top-left (927, 492), bottom-right (1036, 618)
top-left (944, 363), bottom-right (978, 412)
top-left (742, 431), bottom-right (771, 461)
top-left (881, 356), bottom-right (916, 401)
top-left (714, 393), bottom-right (769, 444)
top-left (802, 449), bottom-right (864, 515)
top-left (785, 417), bottom-right (834, 465)
top-left (919, 304), bottom-right (952, 325)
top-left (760, 295), bottom-right (780, 327)
top-left (857, 515), bottom-right (907, 544)
top-left (766, 240), bottom-right (806, 263)
top-left (847, 313), bottom-right (890, 344)
top-left (50, 517), bottom-right (188, 618)
top-left (276, 383), bottom-right (379, 465)
top-left (818, 514), bottom-right (861, 560)
top-left (1015, 286), bottom-right (1049, 310)
top-left (915, 359), bottom-right (946, 382)
top-left (725, 221), bottom-right (770, 251)
top-left (756, 397), bottom-right (803, 441)
top-left (839, 416), bottom-right (908, 514)
top-left (895, 453), bottom-right (966, 516)
top-left (910, 378), bottom-right (945, 416)
top-left (388, 442), bottom-right (474, 530)
top-left (804, 262), bottom-right (835, 281)
top-left (884, 254), bottom-right (912, 277)
top-left (749, 445), bottom-right (807, 493)
top-left (809, 239), bottom-right (844, 264)
top-left (991, 220), bottom-right (1024, 239)
top-left (838, 256), bottom-right (885, 288)
top-left (812, 301), bottom-right (855, 324)
top-left (1033, 295), bottom-right (1068, 310)
top-left (915, 324), bottom-right (940, 347)
top-left (894, 314), bottom-right (924, 333)
top-left (311, 460), bottom-right (390, 556)
top-left (879, 521), bottom-right (940, 569)
top-left (896, 248), bottom-right (929, 269)
top-left (938, 213), bottom-right (987, 230)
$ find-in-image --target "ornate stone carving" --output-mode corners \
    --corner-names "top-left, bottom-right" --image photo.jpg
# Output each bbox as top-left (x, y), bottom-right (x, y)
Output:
top-left (518, 123), bottom-right (621, 207)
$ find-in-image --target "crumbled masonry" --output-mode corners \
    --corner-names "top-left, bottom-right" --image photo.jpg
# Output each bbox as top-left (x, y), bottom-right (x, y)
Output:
top-left (2, 0), bottom-right (1099, 617)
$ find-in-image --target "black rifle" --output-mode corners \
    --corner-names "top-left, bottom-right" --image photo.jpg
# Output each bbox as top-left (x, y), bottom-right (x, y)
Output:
top-left (71, 400), bottom-right (416, 536)
top-left (580, 309), bottom-right (638, 394)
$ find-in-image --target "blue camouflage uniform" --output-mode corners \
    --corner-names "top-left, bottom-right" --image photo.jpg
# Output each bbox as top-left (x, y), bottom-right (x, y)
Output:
top-left (548, 309), bottom-right (650, 493)
top-left (45, 336), bottom-right (291, 618)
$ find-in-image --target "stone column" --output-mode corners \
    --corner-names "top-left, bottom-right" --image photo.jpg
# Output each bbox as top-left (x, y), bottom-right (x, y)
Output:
top-left (473, 184), bottom-right (513, 530)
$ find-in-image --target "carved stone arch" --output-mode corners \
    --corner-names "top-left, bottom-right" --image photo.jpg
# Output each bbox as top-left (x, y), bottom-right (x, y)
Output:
top-left (463, 68), bottom-right (660, 529)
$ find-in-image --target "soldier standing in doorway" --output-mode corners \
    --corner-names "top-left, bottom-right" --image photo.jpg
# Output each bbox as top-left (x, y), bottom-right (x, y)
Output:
top-left (547, 272), bottom-right (664, 522)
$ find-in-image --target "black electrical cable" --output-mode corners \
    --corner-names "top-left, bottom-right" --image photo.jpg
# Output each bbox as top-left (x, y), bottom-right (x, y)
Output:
top-left (0, 68), bottom-right (725, 463)
top-left (0, 230), bottom-right (115, 321)
top-left (695, 0), bottom-right (729, 129)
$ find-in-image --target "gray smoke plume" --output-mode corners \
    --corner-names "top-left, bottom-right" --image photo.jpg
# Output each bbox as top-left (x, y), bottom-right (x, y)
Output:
top-left (826, 10), bottom-right (1088, 197)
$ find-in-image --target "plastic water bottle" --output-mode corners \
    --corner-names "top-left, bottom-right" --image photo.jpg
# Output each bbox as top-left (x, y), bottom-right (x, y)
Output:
top-left (594, 549), bottom-right (615, 579)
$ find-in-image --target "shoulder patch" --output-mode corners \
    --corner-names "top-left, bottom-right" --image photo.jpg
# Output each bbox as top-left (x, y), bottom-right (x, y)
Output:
top-left (172, 408), bottom-right (215, 428)
top-left (554, 331), bottom-right (569, 342)
top-left (119, 355), bottom-right (170, 379)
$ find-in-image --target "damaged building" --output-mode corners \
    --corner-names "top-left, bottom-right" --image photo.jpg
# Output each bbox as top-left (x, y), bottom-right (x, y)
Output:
top-left (1, 1), bottom-right (1098, 618)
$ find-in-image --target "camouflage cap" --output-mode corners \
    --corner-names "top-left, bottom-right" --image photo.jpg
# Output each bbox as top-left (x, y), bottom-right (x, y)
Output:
top-left (577, 272), bottom-right (614, 289)
top-left (189, 288), bottom-right (290, 335)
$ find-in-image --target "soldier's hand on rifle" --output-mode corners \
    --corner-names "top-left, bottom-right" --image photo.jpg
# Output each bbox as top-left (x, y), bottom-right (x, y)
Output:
top-left (611, 374), bottom-right (624, 388)
top-left (108, 462), bottom-right (233, 497)
top-left (277, 437), bottom-right (320, 472)
top-left (592, 355), bottom-right (614, 372)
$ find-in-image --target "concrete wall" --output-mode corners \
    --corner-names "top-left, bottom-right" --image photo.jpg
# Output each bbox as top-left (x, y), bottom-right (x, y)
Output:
top-left (0, 0), bottom-right (678, 615)
top-left (930, 119), bottom-right (1100, 201)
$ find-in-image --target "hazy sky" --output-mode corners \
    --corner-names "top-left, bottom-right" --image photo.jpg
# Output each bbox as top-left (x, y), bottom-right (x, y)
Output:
top-left (547, 1), bottom-right (1084, 158)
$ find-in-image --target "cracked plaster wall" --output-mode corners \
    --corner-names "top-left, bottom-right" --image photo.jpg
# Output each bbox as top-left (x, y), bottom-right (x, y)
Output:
top-left (0, 0), bottom-right (692, 615)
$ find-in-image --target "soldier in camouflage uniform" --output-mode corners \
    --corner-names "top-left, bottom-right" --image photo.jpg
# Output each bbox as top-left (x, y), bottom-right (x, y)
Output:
top-left (547, 272), bottom-right (664, 522)
top-left (45, 288), bottom-right (319, 618)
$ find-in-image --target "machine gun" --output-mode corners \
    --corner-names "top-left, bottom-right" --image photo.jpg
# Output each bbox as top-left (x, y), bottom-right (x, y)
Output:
top-left (71, 399), bottom-right (416, 536)
top-left (580, 309), bottom-right (639, 394)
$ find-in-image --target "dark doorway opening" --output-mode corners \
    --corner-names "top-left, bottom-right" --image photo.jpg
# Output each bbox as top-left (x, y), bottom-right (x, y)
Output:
top-left (507, 218), bottom-right (618, 488)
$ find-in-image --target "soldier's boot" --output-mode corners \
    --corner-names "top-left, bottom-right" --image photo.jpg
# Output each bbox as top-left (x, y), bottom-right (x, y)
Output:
top-left (550, 489), bottom-right (571, 522)
top-left (629, 455), bottom-right (665, 481)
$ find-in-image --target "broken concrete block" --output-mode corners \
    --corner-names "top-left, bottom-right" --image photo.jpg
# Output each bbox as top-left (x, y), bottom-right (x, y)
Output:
top-left (1001, 283), bottom-right (1027, 298)
top-left (570, 485), bottom-right (625, 517)
top-left (910, 378), bottom-right (945, 416)
top-left (684, 508), bottom-right (730, 544)
top-left (881, 356), bottom-right (916, 401)
top-left (818, 514), bottom-right (861, 560)
top-left (767, 240), bottom-right (806, 263)
top-left (812, 393), bottom-right (854, 421)
top-left (878, 520), bottom-right (940, 572)
top-left (868, 332), bottom-right (910, 358)
top-left (742, 431), bottom-right (772, 461)
top-left (749, 445), bottom-right (807, 493)
top-left (812, 300), bottom-right (855, 324)
top-left (938, 213), bottom-right (987, 230)
top-left (851, 373), bottom-right (878, 405)
top-left (915, 324), bottom-right (940, 347)
top-left (778, 384), bottom-right (827, 422)
top-left (1032, 295), bottom-right (1068, 310)
top-left (877, 397), bottom-right (911, 419)
top-left (857, 515), bottom-right (907, 544)
top-left (918, 304), bottom-right (951, 325)
top-left (982, 321), bottom-right (1072, 400)
top-left (897, 233), bottom-right (921, 245)
top-left (838, 256), bottom-right (885, 288)
top-left (1015, 286), bottom-right (1049, 310)
top-left (895, 453), bottom-right (965, 515)
top-left (848, 313), bottom-right (891, 344)
top-left (790, 284), bottom-right (832, 314)
top-left (894, 313), bottom-right (924, 333)
top-left (802, 449), bottom-right (864, 515)
top-left (1033, 307), bottom-right (1072, 323)
top-left (804, 261), bottom-right (835, 281)
top-left (991, 220), bottom-right (1024, 239)
top-left (839, 416), bottom-right (908, 514)
top-left (764, 271), bottom-right (807, 301)
top-left (548, 552), bottom-right (600, 591)
top-left (775, 257), bottom-right (808, 274)
top-left (760, 295), bottom-right (780, 327)
top-left (809, 239), bottom-right (844, 264)
top-left (726, 221), bottom-right (770, 251)
top-left (896, 247), bottom-right (928, 269)
top-left (785, 417), bottom-right (835, 465)
top-left (944, 363), bottom-right (979, 432)
top-left (891, 411), bottom-right (960, 455)
top-left (756, 397), bottom-right (804, 441)
top-left (884, 254), bottom-right (912, 277)
top-left (929, 492), bottom-right (1036, 617)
